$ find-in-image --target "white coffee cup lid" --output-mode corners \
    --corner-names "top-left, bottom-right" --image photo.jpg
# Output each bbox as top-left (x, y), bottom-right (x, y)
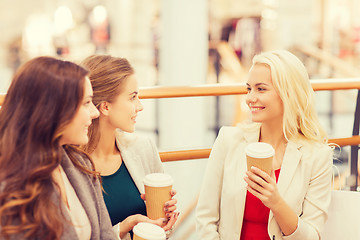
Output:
top-left (133, 222), bottom-right (166, 240)
top-left (245, 142), bottom-right (275, 158)
top-left (143, 173), bottom-right (173, 187)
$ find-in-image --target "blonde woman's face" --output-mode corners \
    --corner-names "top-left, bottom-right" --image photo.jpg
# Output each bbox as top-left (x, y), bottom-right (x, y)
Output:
top-left (245, 64), bottom-right (283, 125)
top-left (60, 77), bottom-right (100, 146)
top-left (105, 75), bottom-right (144, 132)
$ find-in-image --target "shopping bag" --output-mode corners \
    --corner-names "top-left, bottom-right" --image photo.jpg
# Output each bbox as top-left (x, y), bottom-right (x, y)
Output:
top-left (320, 190), bottom-right (360, 239)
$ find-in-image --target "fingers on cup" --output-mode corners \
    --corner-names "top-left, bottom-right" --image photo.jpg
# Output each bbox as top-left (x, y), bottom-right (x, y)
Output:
top-left (252, 166), bottom-right (273, 184)
top-left (170, 189), bottom-right (177, 196)
top-left (164, 198), bottom-right (177, 208)
top-left (162, 212), bottom-right (179, 231)
top-left (164, 205), bottom-right (177, 213)
top-left (150, 217), bottom-right (168, 228)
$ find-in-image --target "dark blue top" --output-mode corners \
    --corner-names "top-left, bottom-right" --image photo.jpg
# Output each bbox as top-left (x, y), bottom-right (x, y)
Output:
top-left (101, 162), bottom-right (147, 227)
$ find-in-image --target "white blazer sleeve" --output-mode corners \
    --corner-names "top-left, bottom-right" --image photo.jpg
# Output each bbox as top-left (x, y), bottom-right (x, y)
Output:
top-left (283, 145), bottom-right (333, 240)
top-left (196, 127), bottom-right (229, 240)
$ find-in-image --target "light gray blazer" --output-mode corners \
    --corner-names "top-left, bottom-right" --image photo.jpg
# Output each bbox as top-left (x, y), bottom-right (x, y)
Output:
top-left (196, 125), bottom-right (333, 240)
top-left (60, 147), bottom-right (118, 240)
top-left (1, 147), bottom-right (117, 240)
top-left (114, 131), bottom-right (164, 240)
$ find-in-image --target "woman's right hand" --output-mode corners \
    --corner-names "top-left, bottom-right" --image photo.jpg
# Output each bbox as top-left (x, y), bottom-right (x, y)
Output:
top-left (120, 214), bottom-right (168, 239)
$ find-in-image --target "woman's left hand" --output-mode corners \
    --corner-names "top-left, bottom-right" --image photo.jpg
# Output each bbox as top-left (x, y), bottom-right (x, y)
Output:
top-left (244, 167), bottom-right (282, 210)
top-left (162, 211), bottom-right (179, 231)
top-left (164, 189), bottom-right (177, 218)
top-left (140, 189), bottom-right (179, 231)
top-left (141, 189), bottom-right (177, 218)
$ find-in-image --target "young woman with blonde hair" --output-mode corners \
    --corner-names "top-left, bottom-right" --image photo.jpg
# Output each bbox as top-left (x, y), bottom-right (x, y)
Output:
top-left (196, 50), bottom-right (333, 240)
top-left (0, 56), bottom-right (117, 240)
top-left (81, 55), bottom-right (178, 240)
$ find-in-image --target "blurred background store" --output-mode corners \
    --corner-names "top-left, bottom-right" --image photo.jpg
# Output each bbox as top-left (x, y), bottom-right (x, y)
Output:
top-left (0, 0), bottom-right (359, 239)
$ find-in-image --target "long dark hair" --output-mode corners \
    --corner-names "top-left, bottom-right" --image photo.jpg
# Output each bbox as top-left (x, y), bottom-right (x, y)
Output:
top-left (0, 56), bottom-right (93, 239)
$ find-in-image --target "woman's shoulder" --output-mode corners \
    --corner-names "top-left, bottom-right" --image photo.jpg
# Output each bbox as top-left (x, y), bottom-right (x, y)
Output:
top-left (299, 140), bottom-right (333, 153)
top-left (115, 131), bottom-right (163, 173)
top-left (61, 146), bottom-right (93, 171)
top-left (297, 140), bottom-right (334, 166)
top-left (217, 122), bottom-right (260, 142)
top-left (115, 130), bottom-right (155, 150)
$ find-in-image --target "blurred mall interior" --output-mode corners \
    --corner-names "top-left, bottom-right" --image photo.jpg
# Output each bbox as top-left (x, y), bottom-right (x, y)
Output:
top-left (0, 0), bottom-right (359, 239)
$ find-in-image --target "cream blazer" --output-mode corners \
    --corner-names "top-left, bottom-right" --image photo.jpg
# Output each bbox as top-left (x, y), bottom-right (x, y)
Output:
top-left (196, 125), bottom-right (333, 240)
top-left (113, 131), bottom-right (164, 240)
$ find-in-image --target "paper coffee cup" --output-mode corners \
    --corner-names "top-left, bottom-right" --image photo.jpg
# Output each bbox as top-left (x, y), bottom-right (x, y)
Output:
top-left (245, 142), bottom-right (274, 175)
top-left (133, 222), bottom-right (166, 240)
top-left (143, 173), bottom-right (173, 220)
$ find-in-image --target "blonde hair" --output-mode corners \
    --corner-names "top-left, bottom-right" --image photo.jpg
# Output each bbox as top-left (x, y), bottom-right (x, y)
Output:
top-left (80, 55), bottom-right (134, 153)
top-left (252, 50), bottom-right (327, 144)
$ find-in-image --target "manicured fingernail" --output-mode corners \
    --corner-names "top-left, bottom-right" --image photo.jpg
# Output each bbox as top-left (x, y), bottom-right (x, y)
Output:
top-left (162, 218), bottom-right (167, 223)
top-left (165, 203), bottom-right (169, 207)
top-left (164, 208), bottom-right (168, 212)
top-left (166, 213), bottom-right (170, 217)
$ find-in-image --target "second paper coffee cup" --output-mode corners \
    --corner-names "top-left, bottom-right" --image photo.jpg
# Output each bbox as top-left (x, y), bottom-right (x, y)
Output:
top-left (143, 173), bottom-right (173, 220)
top-left (133, 222), bottom-right (166, 240)
top-left (245, 142), bottom-right (274, 175)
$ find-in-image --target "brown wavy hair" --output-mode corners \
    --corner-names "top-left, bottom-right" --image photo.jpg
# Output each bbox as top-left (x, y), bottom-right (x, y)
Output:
top-left (0, 56), bottom-right (95, 240)
top-left (80, 55), bottom-right (134, 154)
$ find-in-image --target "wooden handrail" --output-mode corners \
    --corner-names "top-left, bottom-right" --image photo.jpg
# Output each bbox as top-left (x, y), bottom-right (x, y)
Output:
top-left (1, 79), bottom-right (360, 105)
top-left (138, 79), bottom-right (360, 99)
top-left (160, 149), bottom-right (212, 162)
top-left (160, 136), bottom-right (360, 162)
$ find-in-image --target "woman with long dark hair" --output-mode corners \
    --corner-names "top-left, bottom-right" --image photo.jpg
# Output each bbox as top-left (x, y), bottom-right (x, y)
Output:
top-left (0, 56), bottom-right (117, 240)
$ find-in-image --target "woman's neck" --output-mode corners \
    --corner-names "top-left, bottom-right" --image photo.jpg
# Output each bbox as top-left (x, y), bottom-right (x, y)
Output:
top-left (90, 118), bottom-right (123, 175)
top-left (260, 124), bottom-right (287, 147)
top-left (91, 118), bottom-right (118, 160)
top-left (260, 122), bottom-right (288, 169)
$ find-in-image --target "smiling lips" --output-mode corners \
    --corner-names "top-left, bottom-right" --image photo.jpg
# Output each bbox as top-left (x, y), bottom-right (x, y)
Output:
top-left (249, 106), bottom-right (264, 112)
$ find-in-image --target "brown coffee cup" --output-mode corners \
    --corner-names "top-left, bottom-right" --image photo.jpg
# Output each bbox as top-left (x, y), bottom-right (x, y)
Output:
top-left (133, 222), bottom-right (166, 240)
top-left (245, 142), bottom-right (274, 175)
top-left (143, 173), bottom-right (173, 220)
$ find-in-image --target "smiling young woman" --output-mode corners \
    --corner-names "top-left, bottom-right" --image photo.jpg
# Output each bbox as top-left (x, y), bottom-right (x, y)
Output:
top-left (196, 50), bottom-right (333, 240)
top-left (80, 55), bottom-right (178, 240)
top-left (0, 56), bottom-right (117, 240)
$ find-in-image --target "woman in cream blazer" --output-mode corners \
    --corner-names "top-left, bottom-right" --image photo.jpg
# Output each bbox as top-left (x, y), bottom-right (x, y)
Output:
top-left (196, 50), bottom-right (333, 240)
top-left (196, 125), bottom-right (332, 239)
top-left (80, 55), bottom-right (178, 240)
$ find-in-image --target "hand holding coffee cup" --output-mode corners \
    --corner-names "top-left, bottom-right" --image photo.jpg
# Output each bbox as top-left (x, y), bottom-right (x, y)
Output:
top-left (245, 142), bottom-right (274, 175)
top-left (133, 222), bottom-right (166, 240)
top-left (143, 173), bottom-right (174, 220)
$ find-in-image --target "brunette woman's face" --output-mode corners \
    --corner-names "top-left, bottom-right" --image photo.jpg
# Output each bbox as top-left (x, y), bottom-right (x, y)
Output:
top-left (105, 75), bottom-right (144, 133)
top-left (60, 77), bottom-right (100, 145)
top-left (245, 64), bottom-right (284, 125)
